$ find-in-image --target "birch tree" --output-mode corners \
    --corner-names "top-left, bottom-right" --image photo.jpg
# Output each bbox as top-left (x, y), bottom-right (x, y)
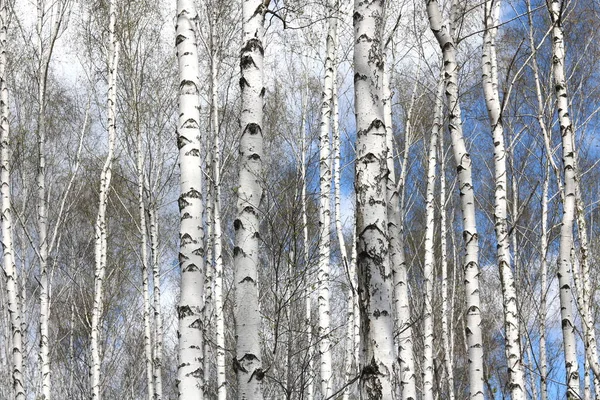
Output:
top-left (426, 1), bottom-right (485, 397)
top-left (317, 0), bottom-right (337, 395)
top-left (0, 1), bottom-right (24, 397)
top-left (548, 1), bottom-right (581, 397)
top-left (175, 0), bottom-right (205, 398)
top-left (354, 0), bottom-right (396, 397)
top-left (421, 78), bottom-right (443, 400)
top-left (233, 0), bottom-right (269, 398)
top-left (481, 1), bottom-right (526, 397)
top-left (90, 0), bottom-right (119, 397)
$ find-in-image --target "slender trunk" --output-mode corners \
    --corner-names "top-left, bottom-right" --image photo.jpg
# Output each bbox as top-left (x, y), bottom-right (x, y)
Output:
top-left (386, 60), bottom-right (417, 400)
top-left (36, 2), bottom-right (64, 397)
top-left (547, 2), bottom-right (580, 397)
top-left (539, 162), bottom-right (549, 400)
top-left (0, 1), bottom-right (24, 396)
top-left (149, 205), bottom-right (163, 400)
top-left (136, 126), bottom-right (154, 400)
top-left (300, 74), bottom-right (313, 400)
top-left (572, 156), bottom-right (600, 392)
top-left (317, 1), bottom-right (337, 395)
top-left (336, 52), bottom-right (354, 400)
top-left (422, 78), bottom-right (443, 400)
top-left (36, 1), bottom-right (50, 395)
top-left (209, 15), bottom-right (226, 397)
top-left (175, 1), bottom-right (205, 398)
top-left (233, 1), bottom-right (269, 398)
top-left (439, 109), bottom-right (455, 400)
top-left (354, 1), bottom-right (396, 398)
top-left (426, 1), bottom-right (484, 398)
top-left (482, 2), bottom-right (526, 398)
top-left (90, 1), bottom-right (118, 398)
top-left (527, 3), bottom-right (551, 397)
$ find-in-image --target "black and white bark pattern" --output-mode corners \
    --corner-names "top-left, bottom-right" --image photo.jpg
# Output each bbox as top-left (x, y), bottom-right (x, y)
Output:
top-left (176, 0), bottom-right (205, 398)
top-left (354, 0), bottom-right (396, 398)
top-left (426, 1), bottom-right (484, 398)
top-left (547, 1), bottom-right (580, 398)
top-left (90, 1), bottom-right (118, 397)
top-left (233, 1), bottom-right (269, 398)
top-left (0, 1), bottom-right (24, 397)
top-left (482, 1), bottom-right (526, 397)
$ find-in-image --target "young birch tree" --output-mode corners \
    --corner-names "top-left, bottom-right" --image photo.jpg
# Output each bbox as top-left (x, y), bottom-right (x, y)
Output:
top-left (233, 0), bottom-right (269, 398)
top-left (354, 0), bottom-right (396, 397)
top-left (426, 1), bottom-right (485, 398)
top-left (547, 1), bottom-right (581, 397)
top-left (90, 1), bottom-right (118, 397)
top-left (481, 1), bottom-right (526, 398)
top-left (385, 60), bottom-right (417, 400)
top-left (149, 204), bottom-right (163, 400)
top-left (0, 2), bottom-right (24, 397)
top-left (421, 78), bottom-right (443, 400)
top-left (136, 122), bottom-right (153, 400)
top-left (317, 0), bottom-right (338, 395)
top-left (439, 104), bottom-right (455, 400)
top-left (175, 0), bottom-right (205, 398)
top-left (208, 5), bottom-right (226, 396)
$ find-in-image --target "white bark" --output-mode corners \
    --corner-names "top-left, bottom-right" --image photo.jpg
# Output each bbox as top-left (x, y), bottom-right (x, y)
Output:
top-left (539, 162), bottom-right (549, 400)
top-left (0, 1), bottom-right (24, 396)
top-left (354, 0), bottom-right (396, 397)
top-left (317, 1), bottom-right (337, 395)
top-left (422, 78), bottom-right (443, 400)
top-left (300, 71), bottom-right (313, 400)
top-left (136, 123), bottom-right (154, 400)
top-left (386, 59), bottom-right (417, 400)
top-left (482, 2), bottom-right (526, 398)
top-left (35, 2), bottom-right (65, 397)
top-left (547, 1), bottom-right (581, 397)
top-left (149, 205), bottom-right (163, 400)
top-left (233, 1), bottom-right (269, 398)
top-left (439, 105), bottom-right (455, 400)
top-left (90, 1), bottom-right (118, 397)
top-left (175, 1), bottom-right (205, 398)
top-left (209, 13), bottom-right (226, 396)
top-left (426, 1), bottom-right (484, 398)
top-left (336, 54), bottom-right (355, 400)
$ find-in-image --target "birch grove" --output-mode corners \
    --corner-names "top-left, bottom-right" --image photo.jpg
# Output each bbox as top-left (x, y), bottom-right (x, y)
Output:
top-left (0, 0), bottom-right (600, 399)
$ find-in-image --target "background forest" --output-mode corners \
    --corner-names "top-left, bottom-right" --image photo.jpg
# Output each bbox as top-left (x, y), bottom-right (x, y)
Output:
top-left (1, 0), bottom-right (600, 399)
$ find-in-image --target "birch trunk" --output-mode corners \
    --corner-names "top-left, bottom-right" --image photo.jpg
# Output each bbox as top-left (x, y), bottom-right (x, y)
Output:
top-left (336, 56), bottom-right (355, 400)
top-left (317, 1), bottom-right (337, 395)
top-left (90, 1), bottom-right (118, 397)
top-left (547, 1), bottom-right (581, 397)
top-left (136, 126), bottom-right (154, 400)
top-left (426, 1), bottom-right (485, 398)
top-left (233, 1), bottom-right (269, 398)
top-left (354, 0), bottom-right (396, 397)
top-left (176, 1), bottom-right (205, 398)
top-left (482, 1), bottom-right (526, 398)
top-left (209, 14), bottom-right (226, 397)
top-left (36, 1), bottom-right (50, 396)
top-left (386, 58), bottom-right (417, 400)
top-left (439, 109), bottom-right (455, 400)
top-left (527, 3), bottom-right (551, 397)
top-left (149, 205), bottom-right (163, 400)
top-left (0, 1), bottom-right (24, 396)
top-left (35, 2), bottom-right (64, 397)
top-left (539, 162), bottom-right (549, 400)
top-left (422, 79), bottom-right (443, 400)
top-left (299, 72), bottom-right (313, 400)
